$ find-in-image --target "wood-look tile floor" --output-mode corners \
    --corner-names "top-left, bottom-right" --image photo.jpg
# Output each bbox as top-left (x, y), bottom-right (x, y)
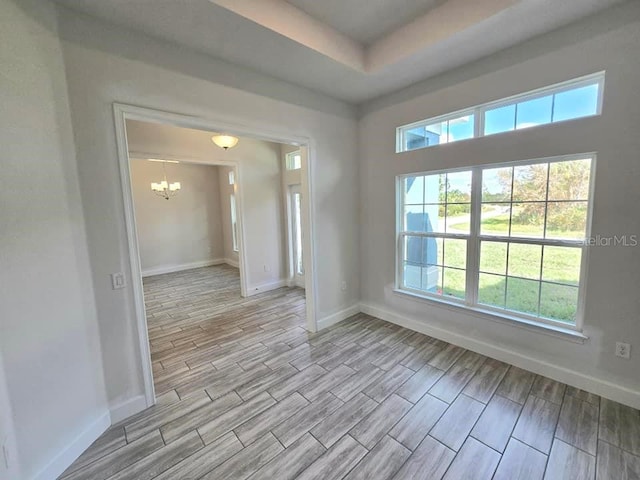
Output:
top-left (60, 265), bottom-right (640, 480)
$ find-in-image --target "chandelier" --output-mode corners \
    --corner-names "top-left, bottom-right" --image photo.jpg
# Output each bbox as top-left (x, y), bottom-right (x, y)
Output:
top-left (150, 160), bottom-right (181, 200)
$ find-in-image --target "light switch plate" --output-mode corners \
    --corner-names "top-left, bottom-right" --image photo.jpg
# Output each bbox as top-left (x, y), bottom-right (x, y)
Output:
top-left (615, 342), bottom-right (631, 359)
top-left (111, 272), bottom-right (126, 290)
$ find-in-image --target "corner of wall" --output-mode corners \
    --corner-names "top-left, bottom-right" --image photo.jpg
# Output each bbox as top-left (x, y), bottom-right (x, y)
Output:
top-left (31, 412), bottom-right (110, 480)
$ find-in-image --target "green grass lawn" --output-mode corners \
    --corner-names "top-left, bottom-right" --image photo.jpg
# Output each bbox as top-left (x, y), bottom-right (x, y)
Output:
top-left (421, 223), bottom-right (582, 323)
top-left (451, 213), bottom-right (584, 239)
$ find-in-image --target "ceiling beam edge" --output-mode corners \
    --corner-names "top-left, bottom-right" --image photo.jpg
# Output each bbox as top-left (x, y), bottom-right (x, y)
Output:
top-left (209, 0), bottom-right (366, 71)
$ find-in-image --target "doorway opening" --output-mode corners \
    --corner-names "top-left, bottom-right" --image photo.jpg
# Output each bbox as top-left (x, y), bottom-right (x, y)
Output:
top-left (113, 104), bottom-right (318, 408)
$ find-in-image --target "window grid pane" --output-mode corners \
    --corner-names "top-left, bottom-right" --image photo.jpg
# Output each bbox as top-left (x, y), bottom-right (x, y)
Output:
top-left (472, 157), bottom-right (590, 323)
top-left (484, 104), bottom-right (516, 136)
top-left (552, 84), bottom-right (599, 122)
top-left (516, 95), bottom-right (553, 130)
top-left (401, 235), bottom-right (463, 296)
top-left (400, 156), bottom-right (592, 327)
top-left (400, 171), bottom-right (471, 299)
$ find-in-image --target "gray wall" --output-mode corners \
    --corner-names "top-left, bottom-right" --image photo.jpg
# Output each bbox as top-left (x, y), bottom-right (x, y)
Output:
top-left (358, 2), bottom-right (640, 407)
top-left (0, 0), bottom-right (108, 478)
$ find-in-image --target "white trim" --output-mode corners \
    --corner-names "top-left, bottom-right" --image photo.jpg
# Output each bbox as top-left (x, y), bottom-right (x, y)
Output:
top-left (225, 258), bottom-right (239, 268)
top-left (392, 288), bottom-right (587, 343)
top-left (245, 279), bottom-right (288, 297)
top-left (113, 103), bottom-right (320, 418)
top-left (233, 168), bottom-right (250, 299)
top-left (113, 105), bottom-right (156, 411)
top-left (109, 395), bottom-right (148, 424)
top-left (360, 302), bottom-right (640, 410)
top-left (299, 145), bottom-right (318, 333)
top-left (317, 304), bottom-right (361, 330)
top-left (141, 259), bottom-right (226, 277)
top-left (32, 411), bottom-right (110, 480)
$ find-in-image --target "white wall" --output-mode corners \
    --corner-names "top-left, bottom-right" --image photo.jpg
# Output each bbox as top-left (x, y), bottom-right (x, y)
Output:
top-left (126, 119), bottom-right (287, 289)
top-left (0, 0), bottom-right (108, 478)
top-left (358, 2), bottom-right (640, 407)
top-left (129, 158), bottom-right (225, 276)
top-left (57, 6), bottom-right (360, 411)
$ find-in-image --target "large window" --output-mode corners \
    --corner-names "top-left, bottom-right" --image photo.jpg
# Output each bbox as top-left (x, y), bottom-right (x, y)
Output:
top-left (397, 72), bottom-right (604, 153)
top-left (397, 154), bottom-right (594, 329)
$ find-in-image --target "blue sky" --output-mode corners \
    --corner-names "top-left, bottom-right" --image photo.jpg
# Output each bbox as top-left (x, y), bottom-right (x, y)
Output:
top-left (407, 82), bottom-right (599, 147)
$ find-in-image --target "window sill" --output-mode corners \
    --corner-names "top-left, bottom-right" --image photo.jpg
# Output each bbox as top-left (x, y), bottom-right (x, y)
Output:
top-left (392, 288), bottom-right (589, 344)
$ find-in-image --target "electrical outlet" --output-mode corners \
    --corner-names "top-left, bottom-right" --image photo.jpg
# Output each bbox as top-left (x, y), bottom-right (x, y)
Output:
top-left (263, 265), bottom-right (270, 273)
top-left (340, 281), bottom-right (347, 292)
top-left (615, 342), bottom-right (631, 359)
top-left (111, 272), bottom-right (126, 290)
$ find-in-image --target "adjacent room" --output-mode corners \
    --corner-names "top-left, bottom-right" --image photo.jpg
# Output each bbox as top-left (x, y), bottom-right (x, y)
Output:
top-left (2, 0), bottom-right (639, 479)
top-left (124, 119), bottom-right (310, 398)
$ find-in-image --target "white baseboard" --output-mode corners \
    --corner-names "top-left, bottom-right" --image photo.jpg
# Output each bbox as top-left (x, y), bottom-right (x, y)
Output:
top-left (141, 259), bottom-right (225, 277)
top-left (224, 258), bottom-right (239, 268)
top-left (32, 410), bottom-right (110, 480)
top-left (245, 279), bottom-right (288, 297)
top-left (109, 395), bottom-right (148, 424)
top-left (360, 302), bottom-right (640, 410)
top-left (317, 304), bottom-right (361, 331)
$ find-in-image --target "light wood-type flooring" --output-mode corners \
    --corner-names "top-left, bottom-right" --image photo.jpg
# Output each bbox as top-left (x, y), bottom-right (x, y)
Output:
top-left (60, 265), bottom-right (640, 479)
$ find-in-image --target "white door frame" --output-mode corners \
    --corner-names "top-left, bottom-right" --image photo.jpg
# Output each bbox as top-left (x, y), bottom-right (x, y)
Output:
top-left (113, 103), bottom-right (319, 408)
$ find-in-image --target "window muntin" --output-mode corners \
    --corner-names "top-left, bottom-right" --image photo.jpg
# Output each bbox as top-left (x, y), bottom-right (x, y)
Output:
top-left (397, 154), bottom-right (594, 329)
top-left (397, 72), bottom-right (604, 153)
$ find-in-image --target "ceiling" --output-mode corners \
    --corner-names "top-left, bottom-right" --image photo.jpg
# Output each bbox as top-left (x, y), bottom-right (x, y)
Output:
top-left (285, 0), bottom-right (446, 45)
top-left (53, 0), bottom-right (625, 104)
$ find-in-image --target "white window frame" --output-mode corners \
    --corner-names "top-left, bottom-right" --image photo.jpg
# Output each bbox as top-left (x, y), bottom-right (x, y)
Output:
top-left (395, 153), bottom-right (596, 333)
top-left (396, 72), bottom-right (605, 153)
